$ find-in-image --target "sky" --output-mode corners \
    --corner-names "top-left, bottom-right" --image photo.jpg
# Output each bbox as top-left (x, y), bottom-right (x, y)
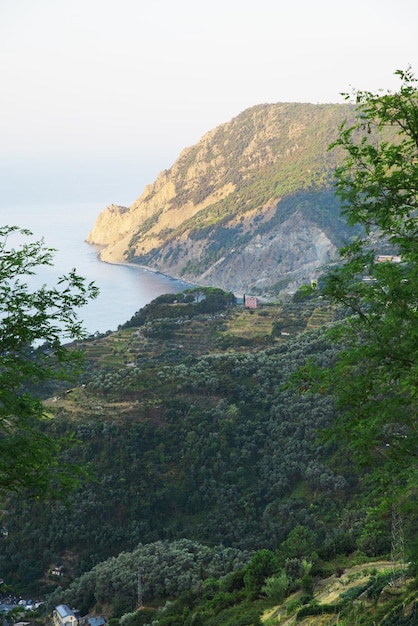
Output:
top-left (1, 0), bottom-right (418, 210)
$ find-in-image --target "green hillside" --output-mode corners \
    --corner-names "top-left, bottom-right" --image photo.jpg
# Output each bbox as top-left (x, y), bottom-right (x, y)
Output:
top-left (0, 289), bottom-right (415, 626)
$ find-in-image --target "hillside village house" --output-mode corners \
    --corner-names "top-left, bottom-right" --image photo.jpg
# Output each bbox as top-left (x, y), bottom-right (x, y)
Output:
top-left (53, 605), bottom-right (79, 626)
top-left (53, 605), bottom-right (106, 626)
top-left (244, 295), bottom-right (258, 309)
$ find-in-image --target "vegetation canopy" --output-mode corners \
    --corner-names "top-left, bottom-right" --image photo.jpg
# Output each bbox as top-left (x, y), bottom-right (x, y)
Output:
top-left (0, 225), bottom-right (98, 496)
top-left (299, 68), bottom-right (418, 504)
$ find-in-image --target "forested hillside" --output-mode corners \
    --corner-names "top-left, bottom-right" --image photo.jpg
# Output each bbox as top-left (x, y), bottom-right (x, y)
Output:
top-left (1, 289), bottom-right (415, 623)
top-left (0, 291), bottom-right (348, 583)
top-left (0, 288), bottom-right (414, 625)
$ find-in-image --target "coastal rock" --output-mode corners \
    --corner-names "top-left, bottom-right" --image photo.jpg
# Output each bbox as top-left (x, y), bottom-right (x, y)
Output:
top-left (88, 102), bottom-right (355, 295)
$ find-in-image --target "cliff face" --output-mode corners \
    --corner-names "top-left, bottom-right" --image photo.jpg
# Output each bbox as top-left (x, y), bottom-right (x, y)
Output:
top-left (87, 102), bottom-right (354, 296)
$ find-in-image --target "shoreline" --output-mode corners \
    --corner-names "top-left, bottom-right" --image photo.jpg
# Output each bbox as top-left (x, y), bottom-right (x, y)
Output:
top-left (98, 256), bottom-right (244, 300)
top-left (87, 241), bottom-right (195, 287)
top-left (86, 242), bottom-right (244, 300)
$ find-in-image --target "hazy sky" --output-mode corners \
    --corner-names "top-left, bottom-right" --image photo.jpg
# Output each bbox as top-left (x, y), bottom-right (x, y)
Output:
top-left (1, 0), bottom-right (417, 208)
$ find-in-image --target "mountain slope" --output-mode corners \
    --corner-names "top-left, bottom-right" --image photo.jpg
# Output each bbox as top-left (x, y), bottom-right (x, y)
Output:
top-left (87, 102), bottom-right (355, 295)
top-left (0, 293), bottom-right (359, 593)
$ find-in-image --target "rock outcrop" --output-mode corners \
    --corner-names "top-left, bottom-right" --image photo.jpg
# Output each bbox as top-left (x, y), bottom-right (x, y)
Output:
top-left (87, 102), bottom-right (355, 296)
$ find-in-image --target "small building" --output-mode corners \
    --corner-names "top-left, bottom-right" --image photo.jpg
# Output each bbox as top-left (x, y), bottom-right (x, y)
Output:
top-left (53, 605), bottom-right (79, 626)
top-left (51, 564), bottom-right (64, 577)
top-left (88, 617), bottom-right (106, 626)
top-left (244, 295), bottom-right (259, 309)
top-left (376, 255), bottom-right (402, 263)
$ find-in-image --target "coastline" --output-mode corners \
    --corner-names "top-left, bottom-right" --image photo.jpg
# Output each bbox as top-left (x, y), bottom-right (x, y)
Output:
top-left (87, 241), bottom-right (195, 287)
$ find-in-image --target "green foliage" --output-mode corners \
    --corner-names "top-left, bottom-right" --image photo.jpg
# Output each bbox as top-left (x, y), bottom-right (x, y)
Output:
top-left (279, 525), bottom-right (318, 560)
top-left (0, 311), bottom-right (359, 596)
top-left (47, 539), bottom-right (250, 611)
top-left (298, 68), bottom-right (418, 508)
top-left (119, 608), bottom-right (156, 626)
top-left (380, 601), bottom-right (418, 625)
top-left (0, 226), bottom-right (98, 496)
top-left (244, 550), bottom-right (279, 599)
top-left (261, 570), bottom-right (289, 601)
top-left (156, 597), bottom-right (265, 626)
top-left (301, 573), bottom-right (314, 597)
top-left (121, 287), bottom-right (236, 328)
top-left (366, 571), bottom-right (394, 600)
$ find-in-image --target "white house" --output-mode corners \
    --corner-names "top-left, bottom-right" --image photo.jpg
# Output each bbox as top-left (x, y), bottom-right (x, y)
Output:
top-left (53, 605), bottom-right (79, 626)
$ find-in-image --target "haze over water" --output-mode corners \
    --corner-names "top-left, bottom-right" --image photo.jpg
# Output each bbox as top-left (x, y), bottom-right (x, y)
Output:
top-left (5, 203), bottom-right (191, 336)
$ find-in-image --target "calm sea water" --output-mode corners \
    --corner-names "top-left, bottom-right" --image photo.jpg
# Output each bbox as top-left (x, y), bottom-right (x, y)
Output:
top-left (3, 202), bottom-right (191, 335)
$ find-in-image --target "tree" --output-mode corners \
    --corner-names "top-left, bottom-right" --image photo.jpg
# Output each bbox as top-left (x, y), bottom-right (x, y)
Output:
top-left (244, 549), bottom-right (279, 599)
top-left (261, 570), bottom-right (289, 602)
top-left (280, 525), bottom-right (317, 561)
top-left (299, 69), bottom-right (418, 502)
top-left (0, 225), bottom-right (98, 496)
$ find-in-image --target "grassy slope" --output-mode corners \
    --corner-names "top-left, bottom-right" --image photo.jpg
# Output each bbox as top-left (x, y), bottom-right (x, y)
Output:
top-left (262, 559), bottom-right (414, 625)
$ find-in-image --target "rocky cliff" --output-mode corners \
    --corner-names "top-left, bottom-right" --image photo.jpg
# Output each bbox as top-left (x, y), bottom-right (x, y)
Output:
top-left (87, 102), bottom-right (355, 296)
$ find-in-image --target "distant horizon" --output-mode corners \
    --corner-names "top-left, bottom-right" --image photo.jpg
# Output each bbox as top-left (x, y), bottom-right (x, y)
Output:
top-left (1, 0), bottom-right (417, 210)
top-left (2, 99), bottom-right (350, 210)
top-left (1, 97), bottom-right (351, 208)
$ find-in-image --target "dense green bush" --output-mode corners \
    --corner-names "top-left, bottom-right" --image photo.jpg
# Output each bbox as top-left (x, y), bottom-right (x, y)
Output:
top-left (296, 602), bottom-right (340, 618)
top-left (244, 550), bottom-right (279, 599)
top-left (47, 540), bottom-right (250, 610)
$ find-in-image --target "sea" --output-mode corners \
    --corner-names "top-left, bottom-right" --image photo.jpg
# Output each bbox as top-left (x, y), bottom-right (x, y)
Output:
top-left (2, 202), bottom-right (192, 336)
